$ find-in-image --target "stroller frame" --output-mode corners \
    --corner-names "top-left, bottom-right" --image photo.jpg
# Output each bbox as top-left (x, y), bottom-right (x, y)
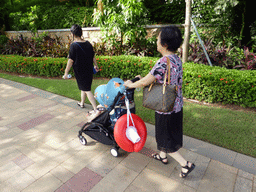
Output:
top-left (78, 88), bottom-right (136, 157)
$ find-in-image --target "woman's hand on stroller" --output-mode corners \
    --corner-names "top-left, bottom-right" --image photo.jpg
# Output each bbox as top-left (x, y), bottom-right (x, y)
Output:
top-left (135, 75), bottom-right (142, 80)
top-left (124, 80), bottom-right (132, 88)
top-left (124, 76), bottom-right (141, 88)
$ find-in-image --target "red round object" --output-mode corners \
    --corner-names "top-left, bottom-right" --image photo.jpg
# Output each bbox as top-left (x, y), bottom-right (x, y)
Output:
top-left (114, 113), bottom-right (147, 152)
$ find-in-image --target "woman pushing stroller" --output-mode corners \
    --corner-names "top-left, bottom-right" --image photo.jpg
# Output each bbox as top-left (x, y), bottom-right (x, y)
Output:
top-left (124, 26), bottom-right (196, 178)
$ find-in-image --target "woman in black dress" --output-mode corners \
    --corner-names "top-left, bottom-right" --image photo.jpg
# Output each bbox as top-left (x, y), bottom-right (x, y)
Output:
top-left (64, 24), bottom-right (99, 113)
top-left (124, 26), bottom-right (195, 178)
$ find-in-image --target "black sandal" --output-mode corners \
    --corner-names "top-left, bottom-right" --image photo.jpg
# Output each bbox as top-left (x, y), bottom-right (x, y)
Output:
top-left (77, 102), bottom-right (85, 108)
top-left (152, 153), bottom-right (168, 164)
top-left (180, 161), bottom-right (195, 178)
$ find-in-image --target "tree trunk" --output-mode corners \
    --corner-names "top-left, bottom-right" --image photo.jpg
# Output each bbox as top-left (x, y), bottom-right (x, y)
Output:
top-left (183, 0), bottom-right (191, 63)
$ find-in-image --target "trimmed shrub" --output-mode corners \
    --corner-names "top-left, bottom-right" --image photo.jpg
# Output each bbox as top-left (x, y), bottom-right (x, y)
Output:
top-left (183, 62), bottom-right (256, 107)
top-left (0, 55), bottom-right (255, 108)
top-left (94, 55), bottom-right (156, 79)
top-left (0, 55), bottom-right (67, 77)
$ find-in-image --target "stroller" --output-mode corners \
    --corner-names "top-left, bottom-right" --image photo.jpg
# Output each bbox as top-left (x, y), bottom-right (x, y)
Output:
top-left (78, 77), bottom-right (139, 157)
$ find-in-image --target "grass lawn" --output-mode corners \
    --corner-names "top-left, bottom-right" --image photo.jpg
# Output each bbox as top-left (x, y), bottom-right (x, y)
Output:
top-left (1, 72), bottom-right (256, 158)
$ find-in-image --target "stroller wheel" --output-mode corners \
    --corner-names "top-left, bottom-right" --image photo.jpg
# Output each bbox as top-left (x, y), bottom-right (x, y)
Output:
top-left (79, 136), bottom-right (87, 145)
top-left (110, 147), bottom-right (119, 157)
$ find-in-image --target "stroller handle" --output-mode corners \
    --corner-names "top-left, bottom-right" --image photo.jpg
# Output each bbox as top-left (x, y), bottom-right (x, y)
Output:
top-left (108, 92), bottom-right (123, 111)
top-left (125, 77), bottom-right (140, 91)
top-left (131, 77), bottom-right (140, 83)
top-left (108, 77), bottom-right (139, 111)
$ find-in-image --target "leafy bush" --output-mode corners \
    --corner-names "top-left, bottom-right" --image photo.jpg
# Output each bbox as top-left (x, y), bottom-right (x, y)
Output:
top-left (9, 4), bottom-right (95, 31)
top-left (183, 62), bottom-right (256, 108)
top-left (0, 35), bottom-right (9, 45)
top-left (0, 55), bottom-right (157, 79)
top-left (94, 55), bottom-right (157, 79)
top-left (93, 36), bottom-right (160, 57)
top-left (234, 47), bottom-right (256, 70)
top-left (1, 33), bottom-right (70, 58)
top-left (1, 55), bottom-right (255, 108)
top-left (39, 5), bottom-right (94, 30)
top-left (93, 0), bottom-right (149, 57)
top-left (143, 0), bottom-right (185, 24)
top-left (0, 55), bottom-right (68, 77)
top-left (187, 35), bottom-right (256, 70)
top-left (1, 32), bottom-right (159, 58)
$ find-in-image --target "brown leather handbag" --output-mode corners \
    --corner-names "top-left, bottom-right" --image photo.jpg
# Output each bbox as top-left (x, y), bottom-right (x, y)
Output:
top-left (143, 57), bottom-right (177, 112)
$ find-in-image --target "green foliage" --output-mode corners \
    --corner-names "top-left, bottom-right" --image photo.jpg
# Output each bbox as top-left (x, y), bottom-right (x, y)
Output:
top-left (0, 55), bottom-right (68, 77)
top-left (0, 55), bottom-right (154, 79)
top-left (191, 0), bottom-right (255, 48)
top-left (0, 35), bottom-right (9, 56)
top-left (9, 4), bottom-right (95, 31)
top-left (93, 35), bottom-right (160, 57)
top-left (63, 0), bottom-right (96, 7)
top-left (188, 30), bottom-right (256, 70)
top-left (143, 0), bottom-right (185, 24)
top-left (0, 35), bottom-right (9, 45)
top-left (183, 62), bottom-right (256, 108)
top-left (94, 55), bottom-right (157, 79)
top-left (1, 55), bottom-right (255, 108)
top-left (0, 0), bottom-right (10, 30)
top-left (39, 5), bottom-right (94, 29)
top-left (1, 34), bottom-right (70, 57)
top-left (93, 0), bottom-right (149, 54)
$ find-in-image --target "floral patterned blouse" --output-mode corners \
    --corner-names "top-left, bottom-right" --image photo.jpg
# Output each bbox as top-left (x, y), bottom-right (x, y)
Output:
top-left (150, 54), bottom-right (183, 114)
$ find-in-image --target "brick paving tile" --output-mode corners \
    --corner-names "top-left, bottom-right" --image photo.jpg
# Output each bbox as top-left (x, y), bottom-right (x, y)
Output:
top-left (12, 154), bottom-right (35, 169)
top-left (17, 94), bottom-right (37, 102)
top-left (139, 146), bottom-right (157, 158)
top-left (56, 167), bottom-right (103, 192)
top-left (2, 78), bottom-right (256, 192)
top-left (17, 113), bottom-right (55, 131)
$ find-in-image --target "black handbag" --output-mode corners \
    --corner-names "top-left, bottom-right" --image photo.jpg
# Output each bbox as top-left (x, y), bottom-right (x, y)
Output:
top-left (143, 57), bottom-right (177, 112)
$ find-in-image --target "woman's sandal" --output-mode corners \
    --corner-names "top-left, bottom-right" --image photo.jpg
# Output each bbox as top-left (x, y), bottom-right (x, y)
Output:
top-left (180, 161), bottom-right (196, 178)
top-left (77, 102), bottom-right (85, 108)
top-left (152, 153), bottom-right (168, 164)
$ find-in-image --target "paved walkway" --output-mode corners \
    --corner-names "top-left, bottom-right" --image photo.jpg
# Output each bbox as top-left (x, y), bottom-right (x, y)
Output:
top-left (0, 77), bottom-right (255, 192)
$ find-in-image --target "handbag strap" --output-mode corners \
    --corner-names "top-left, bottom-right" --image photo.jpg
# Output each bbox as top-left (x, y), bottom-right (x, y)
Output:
top-left (164, 57), bottom-right (171, 85)
top-left (75, 42), bottom-right (96, 73)
top-left (148, 56), bottom-right (171, 94)
top-left (163, 57), bottom-right (171, 94)
top-left (75, 42), bottom-right (86, 54)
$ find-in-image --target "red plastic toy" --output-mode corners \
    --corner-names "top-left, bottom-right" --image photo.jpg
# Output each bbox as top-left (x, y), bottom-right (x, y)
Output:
top-left (114, 113), bottom-right (147, 152)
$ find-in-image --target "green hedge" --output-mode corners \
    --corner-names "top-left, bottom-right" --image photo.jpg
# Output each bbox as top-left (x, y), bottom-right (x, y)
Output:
top-left (0, 55), bottom-right (67, 77)
top-left (183, 62), bottom-right (256, 108)
top-left (0, 55), bottom-right (155, 79)
top-left (0, 55), bottom-right (255, 108)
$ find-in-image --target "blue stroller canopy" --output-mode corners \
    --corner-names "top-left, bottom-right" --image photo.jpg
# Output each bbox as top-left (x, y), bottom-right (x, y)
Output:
top-left (94, 78), bottom-right (126, 111)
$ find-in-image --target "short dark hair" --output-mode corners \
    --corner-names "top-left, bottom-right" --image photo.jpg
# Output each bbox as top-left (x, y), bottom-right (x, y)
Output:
top-left (160, 26), bottom-right (183, 52)
top-left (71, 24), bottom-right (82, 37)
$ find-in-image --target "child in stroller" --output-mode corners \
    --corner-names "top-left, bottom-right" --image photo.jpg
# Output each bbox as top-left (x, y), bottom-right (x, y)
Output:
top-left (78, 77), bottom-right (144, 157)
